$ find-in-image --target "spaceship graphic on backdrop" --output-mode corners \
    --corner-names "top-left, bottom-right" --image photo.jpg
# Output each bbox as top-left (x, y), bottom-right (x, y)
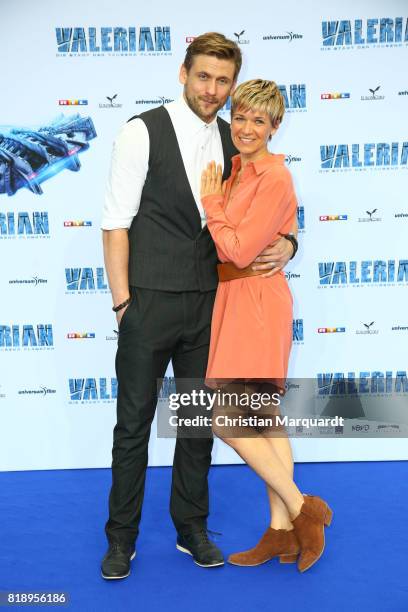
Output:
top-left (0, 114), bottom-right (97, 196)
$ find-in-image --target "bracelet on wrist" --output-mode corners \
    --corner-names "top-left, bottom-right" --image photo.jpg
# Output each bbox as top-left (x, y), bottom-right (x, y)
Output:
top-left (112, 297), bottom-right (131, 313)
top-left (282, 233), bottom-right (298, 260)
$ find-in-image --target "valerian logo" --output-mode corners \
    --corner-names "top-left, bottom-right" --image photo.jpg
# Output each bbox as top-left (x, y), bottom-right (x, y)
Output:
top-left (56, 26), bottom-right (172, 55)
top-left (318, 260), bottom-right (408, 287)
top-left (320, 142), bottom-right (408, 171)
top-left (0, 212), bottom-right (49, 238)
top-left (278, 85), bottom-right (306, 111)
top-left (69, 377), bottom-right (117, 402)
top-left (65, 267), bottom-right (109, 293)
top-left (0, 324), bottom-right (54, 350)
top-left (321, 18), bottom-right (408, 49)
top-left (292, 319), bottom-right (304, 343)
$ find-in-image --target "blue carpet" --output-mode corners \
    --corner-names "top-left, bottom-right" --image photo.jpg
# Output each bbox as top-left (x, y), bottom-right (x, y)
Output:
top-left (0, 462), bottom-right (407, 611)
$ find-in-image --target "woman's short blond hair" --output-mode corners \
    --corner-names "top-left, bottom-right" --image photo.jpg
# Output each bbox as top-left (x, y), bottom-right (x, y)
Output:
top-left (231, 79), bottom-right (285, 127)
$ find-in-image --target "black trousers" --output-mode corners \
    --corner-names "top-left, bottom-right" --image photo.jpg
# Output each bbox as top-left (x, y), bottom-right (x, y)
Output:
top-left (105, 287), bottom-right (216, 546)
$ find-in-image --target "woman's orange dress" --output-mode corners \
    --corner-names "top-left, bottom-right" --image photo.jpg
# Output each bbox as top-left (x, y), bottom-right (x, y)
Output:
top-left (201, 153), bottom-right (297, 389)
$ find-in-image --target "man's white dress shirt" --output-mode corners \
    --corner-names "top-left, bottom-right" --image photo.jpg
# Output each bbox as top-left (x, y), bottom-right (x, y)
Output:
top-left (101, 96), bottom-right (225, 230)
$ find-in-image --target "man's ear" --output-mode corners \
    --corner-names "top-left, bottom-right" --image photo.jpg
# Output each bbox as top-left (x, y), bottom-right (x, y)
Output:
top-left (229, 80), bottom-right (237, 95)
top-left (179, 63), bottom-right (188, 85)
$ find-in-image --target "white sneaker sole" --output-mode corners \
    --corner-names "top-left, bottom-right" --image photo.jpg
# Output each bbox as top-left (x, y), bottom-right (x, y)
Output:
top-left (101, 551), bottom-right (136, 580)
top-left (176, 543), bottom-right (224, 567)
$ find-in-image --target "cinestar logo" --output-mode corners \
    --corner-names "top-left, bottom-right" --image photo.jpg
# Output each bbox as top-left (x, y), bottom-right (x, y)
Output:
top-left (278, 85), bottom-right (306, 111)
top-left (56, 26), bottom-right (171, 54)
top-left (361, 86), bottom-right (385, 101)
top-left (297, 206), bottom-right (305, 231)
top-left (9, 276), bottom-right (47, 287)
top-left (318, 260), bottom-right (408, 286)
top-left (285, 154), bottom-right (302, 164)
top-left (67, 333), bottom-right (95, 339)
top-left (317, 371), bottom-right (407, 394)
top-left (321, 18), bottom-right (408, 48)
top-left (18, 386), bottom-right (56, 397)
top-left (263, 32), bottom-right (303, 42)
top-left (318, 327), bottom-right (346, 333)
top-left (65, 267), bottom-right (109, 293)
top-left (0, 324), bottom-right (54, 349)
top-left (99, 94), bottom-right (123, 109)
top-left (135, 96), bottom-right (174, 105)
top-left (0, 212), bottom-right (49, 239)
top-left (321, 93), bottom-right (350, 99)
top-left (59, 99), bottom-right (88, 105)
top-left (320, 215), bottom-right (348, 221)
top-left (320, 142), bottom-right (408, 170)
top-left (233, 30), bottom-right (249, 44)
top-left (293, 319), bottom-right (304, 342)
top-left (69, 377), bottom-right (117, 401)
top-left (64, 221), bottom-right (92, 227)
top-left (356, 321), bottom-right (379, 335)
top-left (358, 209), bottom-right (381, 222)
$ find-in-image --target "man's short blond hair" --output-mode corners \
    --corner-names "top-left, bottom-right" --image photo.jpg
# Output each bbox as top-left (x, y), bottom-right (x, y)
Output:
top-left (231, 79), bottom-right (285, 127)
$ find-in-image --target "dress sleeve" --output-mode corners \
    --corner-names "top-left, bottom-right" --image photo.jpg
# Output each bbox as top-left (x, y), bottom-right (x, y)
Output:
top-left (201, 167), bottom-right (296, 268)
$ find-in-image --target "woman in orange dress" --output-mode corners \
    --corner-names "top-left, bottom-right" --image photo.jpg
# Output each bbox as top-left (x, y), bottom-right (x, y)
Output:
top-left (200, 80), bottom-right (332, 572)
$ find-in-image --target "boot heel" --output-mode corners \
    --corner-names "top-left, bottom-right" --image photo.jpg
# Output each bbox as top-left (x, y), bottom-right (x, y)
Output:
top-left (279, 553), bottom-right (298, 564)
top-left (324, 506), bottom-right (333, 527)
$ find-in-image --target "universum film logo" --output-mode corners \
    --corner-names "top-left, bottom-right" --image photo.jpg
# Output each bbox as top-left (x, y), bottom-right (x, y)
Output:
top-left (69, 377), bottom-right (117, 403)
top-left (319, 142), bottom-right (408, 173)
top-left (321, 18), bottom-right (408, 51)
top-left (263, 31), bottom-right (303, 42)
top-left (18, 386), bottom-right (56, 397)
top-left (0, 324), bottom-right (54, 351)
top-left (65, 267), bottom-right (109, 294)
top-left (0, 212), bottom-right (50, 240)
top-left (9, 275), bottom-right (47, 287)
top-left (55, 26), bottom-right (172, 56)
top-left (135, 96), bottom-right (174, 106)
top-left (318, 259), bottom-right (408, 289)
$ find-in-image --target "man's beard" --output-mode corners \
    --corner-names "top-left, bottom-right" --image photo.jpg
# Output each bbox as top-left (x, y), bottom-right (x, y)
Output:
top-left (184, 92), bottom-right (222, 122)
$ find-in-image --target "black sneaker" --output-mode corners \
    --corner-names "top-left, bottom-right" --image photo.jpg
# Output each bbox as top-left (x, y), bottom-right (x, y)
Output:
top-left (101, 542), bottom-right (136, 580)
top-left (176, 530), bottom-right (224, 567)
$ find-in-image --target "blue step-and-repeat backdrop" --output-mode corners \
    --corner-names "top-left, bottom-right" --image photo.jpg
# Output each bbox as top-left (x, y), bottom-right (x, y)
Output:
top-left (1, 0), bottom-right (407, 470)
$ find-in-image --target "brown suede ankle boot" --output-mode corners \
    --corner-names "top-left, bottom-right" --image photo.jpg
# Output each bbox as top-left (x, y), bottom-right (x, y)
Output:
top-left (228, 527), bottom-right (300, 566)
top-left (291, 494), bottom-right (333, 573)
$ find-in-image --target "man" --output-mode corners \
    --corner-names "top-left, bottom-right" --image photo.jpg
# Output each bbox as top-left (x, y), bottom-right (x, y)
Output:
top-left (101, 32), bottom-right (297, 579)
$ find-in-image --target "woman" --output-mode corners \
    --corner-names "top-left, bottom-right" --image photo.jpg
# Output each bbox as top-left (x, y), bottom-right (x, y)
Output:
top-left (200, 79), bottom-right (332, 572)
